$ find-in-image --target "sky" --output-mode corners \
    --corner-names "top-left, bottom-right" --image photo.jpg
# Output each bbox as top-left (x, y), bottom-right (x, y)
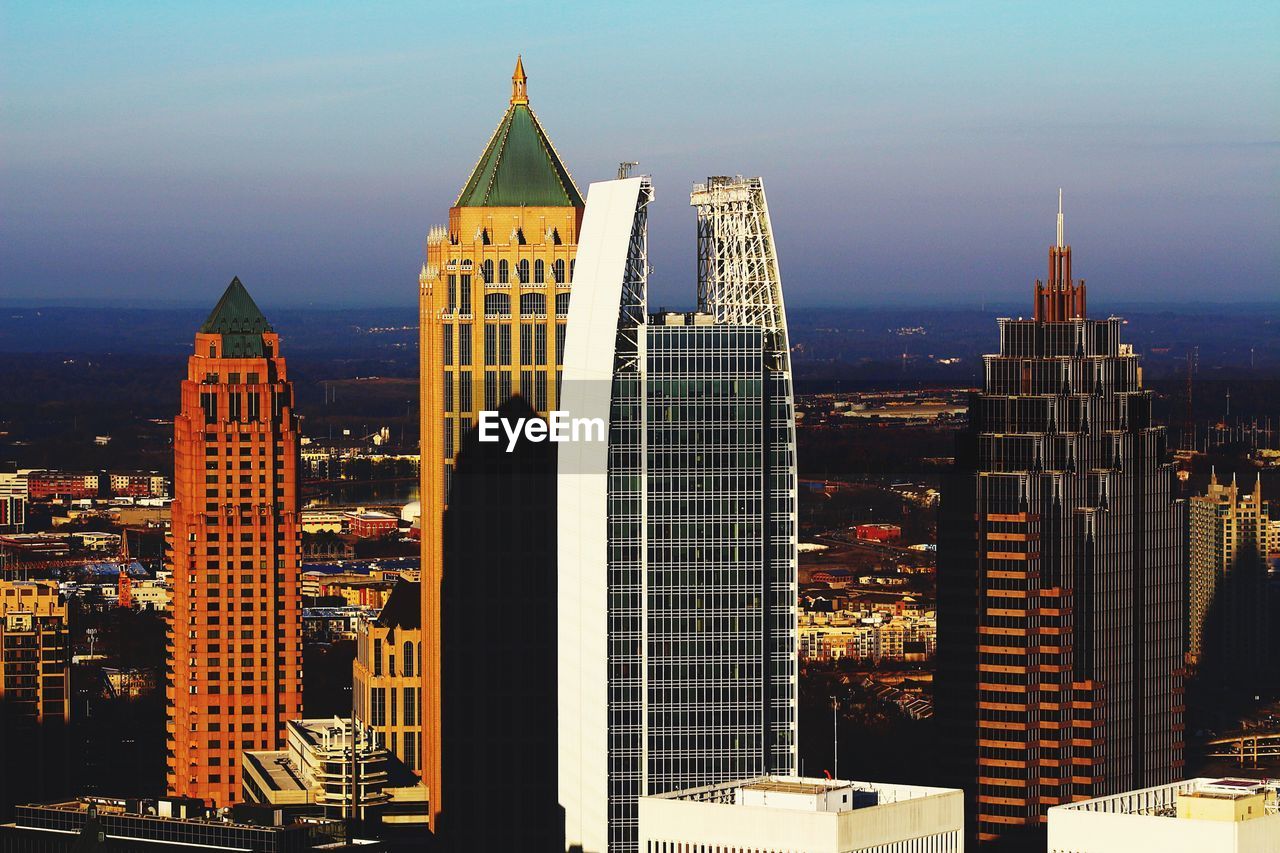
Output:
top-left (1, 1), bottom-right (1277, 310)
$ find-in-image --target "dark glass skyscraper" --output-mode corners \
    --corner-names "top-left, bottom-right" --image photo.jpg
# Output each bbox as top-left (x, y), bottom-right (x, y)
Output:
top-left (937, 197), bottom-right (1186, 849)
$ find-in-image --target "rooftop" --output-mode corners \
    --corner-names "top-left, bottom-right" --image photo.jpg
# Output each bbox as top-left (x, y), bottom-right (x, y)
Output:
top-left (1052, 777), bottom-right (1280, 819)
top-left (651, 775), bottom-right (958, 815)
top-left (454, 58), bottom-right (583, 208)
top-left (199, 277), bottom-right (273, 358)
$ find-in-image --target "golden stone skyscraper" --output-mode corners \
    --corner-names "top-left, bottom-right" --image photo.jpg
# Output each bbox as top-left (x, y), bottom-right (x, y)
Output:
top-left (417, 58), bottom-right (584, 830)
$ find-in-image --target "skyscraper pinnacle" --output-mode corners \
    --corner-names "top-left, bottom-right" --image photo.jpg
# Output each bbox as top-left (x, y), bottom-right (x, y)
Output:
top-left (511, 55), bottom-right (528, 105)
top-left (1056, 188), bottom-right (1065, 249)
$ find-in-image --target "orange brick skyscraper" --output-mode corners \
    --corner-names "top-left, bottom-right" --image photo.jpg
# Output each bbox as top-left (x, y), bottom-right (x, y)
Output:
top-left (166, 277), bottom-right (303, 807)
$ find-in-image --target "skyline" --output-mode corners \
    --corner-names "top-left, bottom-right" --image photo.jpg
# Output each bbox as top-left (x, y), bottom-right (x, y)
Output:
top-left (2, 1), bottom-right (1277, 309)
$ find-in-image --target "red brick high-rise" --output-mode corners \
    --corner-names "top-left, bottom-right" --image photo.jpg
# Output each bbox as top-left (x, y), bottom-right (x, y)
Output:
top-left (166, 278), bottom-right (303, 807)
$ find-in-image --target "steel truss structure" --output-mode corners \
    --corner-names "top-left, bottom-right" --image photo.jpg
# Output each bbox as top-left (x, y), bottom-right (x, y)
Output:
top-left (692, 176), bottom-right (793, 373)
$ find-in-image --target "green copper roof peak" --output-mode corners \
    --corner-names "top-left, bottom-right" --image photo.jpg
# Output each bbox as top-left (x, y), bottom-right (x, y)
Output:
top-left (200, 277), bottom-right (273, 358)
top-left (454, 65), bottom-right (583, 209)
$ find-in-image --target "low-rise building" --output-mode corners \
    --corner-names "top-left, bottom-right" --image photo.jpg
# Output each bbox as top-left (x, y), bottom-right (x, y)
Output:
top-left (855, 523), bottom-right (902, 543)
top-left (353, 581), bottom-right (422, 777)
top-left (1, 579), bottom-right (70, 723)
top-left (242, 716), bottom-right (427, 830)
top-left (0, 796), bottom-right (378, 851)
top-left (130, 579), bottom-right (171, 611)
top-left (301, 510), bottom-right (346, 535)
top-left (0, 464), bottom-right (28, 533)
top-left (302, 606), bottom-right (367, 643)
top-left (639, 776), bottom-right (963, 853)
top-left (1047, 777), bottom-right (1280, 852)
top-left (344, 509), bottom-right (398, 539)
top-left (241, 718), bottom-right (391, 822)
top-left (27, 470), bottom-right (100, 501)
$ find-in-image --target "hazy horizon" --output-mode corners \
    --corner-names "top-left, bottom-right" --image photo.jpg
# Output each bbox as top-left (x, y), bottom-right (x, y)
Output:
top-left (3, 2), bottom-right (1277, 309)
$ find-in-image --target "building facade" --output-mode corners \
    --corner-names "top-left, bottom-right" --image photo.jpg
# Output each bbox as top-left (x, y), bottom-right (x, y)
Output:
top-left (559, 175), bottom-right (798, 852)
top-left (937, 197), bottom-right (1187, 848)
top-left (0, 465), bottom-right (27, 533)
top-left (1188, 472), bottom-right (1268, 681)
top-left (352, 581), bottom-right (422, 776)
top-left (0, 797), bottom-right (361, 852)
top-left (241, 718), bottom-right (392, 823)
top-left (417, 58), bottom-right (584, 827)
top-left (166, 278), bottom-right (303, 807)
top-left (639, 777), bottom-right (964, 853)
top-left (1047, 778), bottom-right (1280, 853)
top-left (0, 580), bottom-right (70, 723)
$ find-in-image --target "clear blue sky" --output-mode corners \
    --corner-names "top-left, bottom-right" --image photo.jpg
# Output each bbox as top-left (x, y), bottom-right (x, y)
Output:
top-left (2, 1), bottom-right (1277, 309)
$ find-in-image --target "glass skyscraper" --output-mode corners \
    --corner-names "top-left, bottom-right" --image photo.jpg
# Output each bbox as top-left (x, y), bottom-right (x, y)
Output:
top-left (560, 176), bottom-right (798, 853)
top-left (936, 198), bottom-right (1186, 850)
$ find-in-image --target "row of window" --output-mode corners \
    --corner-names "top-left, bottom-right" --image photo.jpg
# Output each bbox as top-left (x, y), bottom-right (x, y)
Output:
top-left (442, 322), bottom-right (564, 367)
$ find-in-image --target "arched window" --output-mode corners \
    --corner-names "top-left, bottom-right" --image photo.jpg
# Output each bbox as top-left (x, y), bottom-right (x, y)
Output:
top-left (499, 259), bottom-right (509, 284)
top-left (556, 292), bottom-right (571, 317)
top-left (553, 259), bottom-right (565, 284)
top-left (518, 259), bottom-right (530, 284)
top-left (403, 640), bottom-right (414, 677)
top-left (520, 293), bottom-right (546, 317)
top-left (484, 293), bottom-right (511, 317)
top-left (416, 642), bottom-right (422, 677)
top-left (569, 259), bottom-right (575, 282)
top-left (482, 259), bottom-right (494, 284)
top-left (534, 259), bottom-right (545, 283)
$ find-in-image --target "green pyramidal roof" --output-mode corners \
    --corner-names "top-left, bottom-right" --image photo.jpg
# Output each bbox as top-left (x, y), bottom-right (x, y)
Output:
top-left (200, 277), bottom-right (273, 358)
top-left (455, 104), bottom-right (584, 208)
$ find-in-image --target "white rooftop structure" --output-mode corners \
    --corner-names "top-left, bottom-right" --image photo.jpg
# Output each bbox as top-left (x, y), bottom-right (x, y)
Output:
top-left (1047, 777), bottom-right (1280, 853)
top-left (639, 775), bottom-right (963, 853)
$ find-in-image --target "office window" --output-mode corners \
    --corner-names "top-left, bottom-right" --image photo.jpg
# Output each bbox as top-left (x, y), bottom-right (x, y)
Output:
top-left (482, 260), bottom-right (493, 284)
top-left (499, 259), bottom-right (509, 284)
top-left (447, 274), bottom-right (457, 313)
top-left (518, 258), bottom-right (529, 284)
top-left (521, 324), bottom-right (534, 363)
top-left (460, 274), bottom-right (472, 313)
top-left (485, 371), bottom-right (498, 410)
top-left (443, 325), bottom-right (453, 366)
top-left (499, 325), bottom-right (512, 365)
top-left (459, 325), bottom-right (472, 366)
top-left (553, 259), bottom-right (565, 284)
top-left (485, 326), bottom-right (497, 366)
top-left (535, 259), bottom-right (545, 283)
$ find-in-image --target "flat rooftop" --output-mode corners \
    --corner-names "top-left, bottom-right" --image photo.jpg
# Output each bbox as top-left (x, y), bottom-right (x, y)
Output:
top-left (1053, 777), bottom-right (1279, 817)
top-left (651, 775), bottom-right (960, 813)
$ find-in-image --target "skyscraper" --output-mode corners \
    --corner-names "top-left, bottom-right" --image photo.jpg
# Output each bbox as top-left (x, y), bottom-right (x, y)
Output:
top-left (166, 278), bottom-right (303, 807)
top-left (1188, 472), bottom-right (1268, 684)
top-left (559, 175), bottom-right (798, 853)
top-left (417, 58), bottom-right (583, 830)
top-left (937, 196), bottom-right (1186, 849)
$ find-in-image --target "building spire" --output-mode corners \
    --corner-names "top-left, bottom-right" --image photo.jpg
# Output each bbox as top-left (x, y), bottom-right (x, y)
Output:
top-left (511, 55), bottom-right (528, 105)
top-left (1056, 188), bottom-right (1064, 249)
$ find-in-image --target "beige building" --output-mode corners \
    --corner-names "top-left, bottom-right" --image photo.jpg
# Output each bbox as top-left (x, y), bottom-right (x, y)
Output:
top-left (1048, 777), bottom-right (1280, 852)
top-left (353, 581), bottom-right (423, 780)
top-left (0, 580), bottom-right (70, 723)
top-left (1188, 472), bottom-right (1268, 674)
top-left (639, 776), bottom-right (963, 853)
top-left (241, 718), bottom-right (415, 824)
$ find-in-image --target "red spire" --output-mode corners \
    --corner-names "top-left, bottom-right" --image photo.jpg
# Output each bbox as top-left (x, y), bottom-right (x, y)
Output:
top-left (1034, 190), bottom-right (1086, 321)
